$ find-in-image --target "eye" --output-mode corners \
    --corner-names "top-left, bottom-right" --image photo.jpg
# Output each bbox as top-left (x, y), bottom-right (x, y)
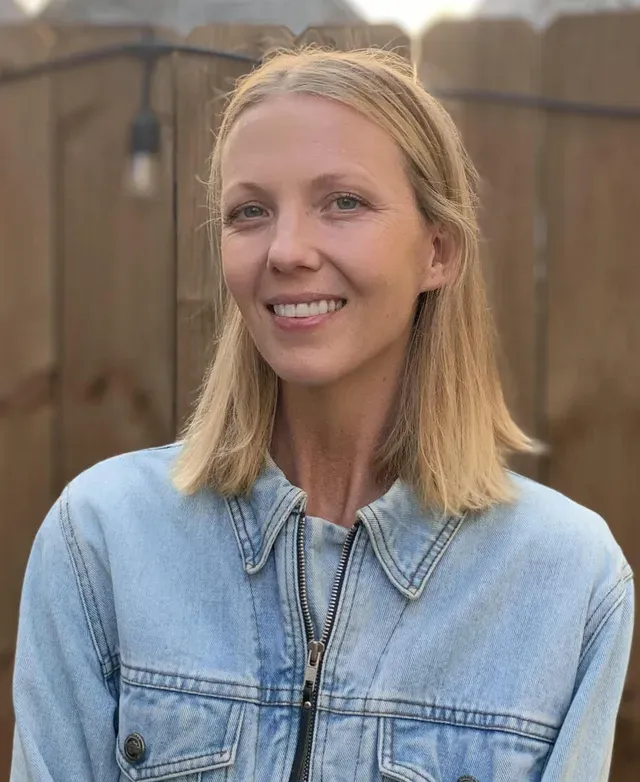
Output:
top-left (225, 203), bottom-right (267, 224)
top-left (333, 194), bottom-right (364, 211)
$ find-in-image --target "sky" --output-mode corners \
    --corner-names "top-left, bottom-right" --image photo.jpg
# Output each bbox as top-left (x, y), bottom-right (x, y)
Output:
top-left (350, 0), bottom-right (480, 30)
top-left (15, 0), bottom-right (481, 31)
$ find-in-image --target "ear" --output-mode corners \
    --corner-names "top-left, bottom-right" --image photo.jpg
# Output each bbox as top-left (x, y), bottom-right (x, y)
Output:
top-left (419, 226), bottom-right (457, 292)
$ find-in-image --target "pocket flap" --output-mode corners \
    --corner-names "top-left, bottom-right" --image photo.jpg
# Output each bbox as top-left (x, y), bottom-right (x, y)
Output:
top-left (378, 717), bottom-right (437, 782)
top-left (116, 682), bottom-right (245, 781)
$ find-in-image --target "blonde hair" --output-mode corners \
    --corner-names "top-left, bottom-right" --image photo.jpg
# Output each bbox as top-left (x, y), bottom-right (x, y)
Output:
top-left (173, 47), bottom-right (532, 516)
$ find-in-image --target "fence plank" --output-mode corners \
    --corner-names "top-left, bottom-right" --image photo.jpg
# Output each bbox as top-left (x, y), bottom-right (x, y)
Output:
top-left (295, 24), bottom-right (410, 56)
top-left (420, 21), bottom-right (541, 478)
top-left (175, 25), bottom-right (294, 429)
top-left (543, 13), bottom-right (640, 777)
top-left (0, 23), bottom-right (54, 778)
top-left (52, 25), bottom-right (177, 486)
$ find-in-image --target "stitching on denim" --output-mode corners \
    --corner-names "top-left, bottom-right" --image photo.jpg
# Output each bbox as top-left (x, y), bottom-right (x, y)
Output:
top-left (336, 540), bottom-right (367, 782)
top-left (119, 677), bottom-right (296, 707)
top-left (579, 580), bottom-right (631, 667)
top-left (228, 489), bottom-right (298, 568)
top-left (317, 696), bottom-right (558, 731)
top-left (283, 521), bottom-right (299, 775)
top-left (583, 568), bottom-right (633, 640)
top-left (258, 490), bottom-right (300, 564)
top-left (408, 513), bottom-right (466, 588)
top-left (119, 672), bottom-right (295, 698)
top-left (327, 535), bottom-right (367, 702)
top-left (368, 507), bottom-right (408, 584)
top-left (59, 487), bottom-right (114, 679)
top-left (246, 569), bottom-right (263, 774)
top-left (318, 700), bottom-right (330, 782)
top-left (381, 721), bottom-right (440, 782)
top-left (322, 533), bottom-right (367, 782)
top-left (120, 662), bottom-right (296, 693)
top-left (387, 753), bottom-right (436, 782)
top-left (354, 567), bottom-right (410, 781)
top-left (225, 497), bottom-right (253, 571)
top-left (227, 497), bottom-right (256, 562)
top-left (223, 701), bottom-right (244, 750)
top-left (384, 718), bottom-right (439, 782)
top-left (318, 704), bottom-right (556, 744)
top-left (367, 508), bottom-right (464, 594)
top-left (117, 743), bottom-right (232, 772)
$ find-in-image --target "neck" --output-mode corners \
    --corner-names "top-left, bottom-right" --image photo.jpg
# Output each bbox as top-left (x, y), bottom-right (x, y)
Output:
top-left (270, 357), bottom-right (404, 528)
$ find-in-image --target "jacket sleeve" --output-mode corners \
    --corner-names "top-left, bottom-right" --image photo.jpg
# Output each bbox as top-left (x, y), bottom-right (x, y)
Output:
top-left (541, 570), bottom-right (634, 781)
top-left (10, 491), bottom-right (120, 781)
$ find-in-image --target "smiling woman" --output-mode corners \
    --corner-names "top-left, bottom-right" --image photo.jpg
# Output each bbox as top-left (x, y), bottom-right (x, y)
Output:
top-left (10, 48), bottom-right (634, 782)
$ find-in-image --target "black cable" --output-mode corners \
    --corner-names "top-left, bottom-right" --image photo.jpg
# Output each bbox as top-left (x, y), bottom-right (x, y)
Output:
top-left (1, 35), bottom-right (638, 120)
top-left (0, 37), bottom-right (259, 86)
top-left (431, 86), bottom-right (640, 120)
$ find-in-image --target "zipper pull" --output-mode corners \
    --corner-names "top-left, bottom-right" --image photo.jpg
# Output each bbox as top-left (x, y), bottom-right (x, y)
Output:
top-left (301, 641), bottom-right (325, 709)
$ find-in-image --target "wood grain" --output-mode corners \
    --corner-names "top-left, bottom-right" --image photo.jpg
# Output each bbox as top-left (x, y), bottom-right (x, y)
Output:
top-left (543, 13), bottom-right (640, 778)
top-left (52, 25), bottom-right (176, 485)
top-left (420, 20), bottom-right (542, 478)
top-left (0, 23), bottom-right (55, 781)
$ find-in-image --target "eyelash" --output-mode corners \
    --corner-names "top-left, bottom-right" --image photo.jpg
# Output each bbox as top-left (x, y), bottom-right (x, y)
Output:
top-left (223, 192), bottom-right (369, 225)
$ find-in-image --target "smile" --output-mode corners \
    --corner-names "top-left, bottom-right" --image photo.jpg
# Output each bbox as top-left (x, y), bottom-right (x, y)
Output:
top-left (268, 299), bottom-right (346, 318)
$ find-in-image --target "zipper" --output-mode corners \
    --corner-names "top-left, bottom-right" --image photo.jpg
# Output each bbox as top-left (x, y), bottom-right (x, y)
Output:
top-left (288, 511), bottom-right (361, 782)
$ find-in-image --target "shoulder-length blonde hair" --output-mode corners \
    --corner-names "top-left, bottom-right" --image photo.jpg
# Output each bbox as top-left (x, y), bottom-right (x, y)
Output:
top-left (173, 46), bottom-right (532, 516)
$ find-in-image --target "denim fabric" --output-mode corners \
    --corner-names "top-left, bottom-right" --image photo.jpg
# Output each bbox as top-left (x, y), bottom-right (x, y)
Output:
top-left (10, 443), bottom-right (634, 782)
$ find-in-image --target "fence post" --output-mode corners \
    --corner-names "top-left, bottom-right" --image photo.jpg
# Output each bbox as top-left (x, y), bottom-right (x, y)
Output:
top-left (420, 20), bottom-right (542, 478)
top-left (543, 13), bottom-right (640, 772)
top-left (175, 25), bottom-right (295, 430)
top-left (295, 24), bottom-right (410, 56)
top-left (0, 23), bottom-right (55, 777)
top-left (51, 24), bottom-right (177, 485)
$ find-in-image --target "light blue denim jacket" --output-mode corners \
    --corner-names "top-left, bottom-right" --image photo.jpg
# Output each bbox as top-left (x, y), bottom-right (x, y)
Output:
top-left (11, 443), bottom-right (634, 781)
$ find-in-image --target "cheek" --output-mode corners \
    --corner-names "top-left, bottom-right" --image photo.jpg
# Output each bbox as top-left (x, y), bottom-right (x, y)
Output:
top-left (221, 237), bottom-right (260, 306)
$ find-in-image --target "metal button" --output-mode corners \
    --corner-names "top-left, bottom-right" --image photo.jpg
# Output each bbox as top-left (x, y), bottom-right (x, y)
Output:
top-left (123, 733), bottom-right (146, 764)
top-left (458, 777), bottom-right (479, 782)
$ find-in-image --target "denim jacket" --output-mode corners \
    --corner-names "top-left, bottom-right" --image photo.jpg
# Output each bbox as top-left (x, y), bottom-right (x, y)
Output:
top-left (11, 443), bottom-right (634, 781)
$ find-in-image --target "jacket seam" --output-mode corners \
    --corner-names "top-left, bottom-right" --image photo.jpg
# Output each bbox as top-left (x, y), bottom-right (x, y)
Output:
top-left (368, 508), bottom-right (463, 592)
top-left (319, 703), bottom-right (556, 744)
top-left (319, 695), bottom-right (557, 729)
top-left (120, 662), bottom-right (296, 693)
top-left (584, 564), bottom-right (632, 632)
top-left (353, 561), bottom-right (411, 781)
top-left (58, 486), bottom-right (118, 682)
top-left (245, 571), bottom-right (263, 775)
top-left (579, 574), bottom-right (633, 666)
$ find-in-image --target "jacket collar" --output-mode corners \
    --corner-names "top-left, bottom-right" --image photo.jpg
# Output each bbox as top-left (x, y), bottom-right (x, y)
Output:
top-left (225, 457), bottom-right (466, 600)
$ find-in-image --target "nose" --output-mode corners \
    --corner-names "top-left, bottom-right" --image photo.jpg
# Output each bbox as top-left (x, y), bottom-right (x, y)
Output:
top-left (266, 209), bottom-right (321, 274)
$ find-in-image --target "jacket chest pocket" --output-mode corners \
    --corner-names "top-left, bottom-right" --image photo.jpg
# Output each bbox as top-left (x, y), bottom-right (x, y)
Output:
top-left (377, 714), bottom-right (552, 782)
top-left (116, 682), bottom-right (247, 781)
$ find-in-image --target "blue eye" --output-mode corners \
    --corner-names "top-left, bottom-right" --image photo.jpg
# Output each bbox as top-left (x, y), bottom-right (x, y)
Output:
top-left (225, 203), bottom-right (266, 224)
top-left (335, 195), bottom-right (361, 211)
top-left (240, 205), bottom-right (265, 219)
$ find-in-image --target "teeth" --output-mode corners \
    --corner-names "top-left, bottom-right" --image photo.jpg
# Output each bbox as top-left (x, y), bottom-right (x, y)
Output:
top-left (272, 299), bottom-right (345, 318)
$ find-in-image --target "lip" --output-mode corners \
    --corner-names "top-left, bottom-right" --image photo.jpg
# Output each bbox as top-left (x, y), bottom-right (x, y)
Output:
top-left (267, 302), bottom-right (346, 331)
top-left (264, 293), bottom-right (346, 306)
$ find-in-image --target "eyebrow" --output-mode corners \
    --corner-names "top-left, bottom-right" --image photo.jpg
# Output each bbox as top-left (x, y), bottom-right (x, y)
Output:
top-left (222, 170), bottom-right (378, 200)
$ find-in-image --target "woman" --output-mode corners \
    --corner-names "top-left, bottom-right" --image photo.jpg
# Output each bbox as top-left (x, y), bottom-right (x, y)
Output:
top-left (12, 48), bottom-right (633, 782)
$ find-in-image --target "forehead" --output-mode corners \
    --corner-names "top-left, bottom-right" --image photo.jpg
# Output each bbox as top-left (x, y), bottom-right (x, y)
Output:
top-left (220, 93), bottom-right (407, 186)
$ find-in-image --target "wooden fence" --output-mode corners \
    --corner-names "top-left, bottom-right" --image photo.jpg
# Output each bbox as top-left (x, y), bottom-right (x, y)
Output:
top-left (1, 14), bottom-right (639, 778)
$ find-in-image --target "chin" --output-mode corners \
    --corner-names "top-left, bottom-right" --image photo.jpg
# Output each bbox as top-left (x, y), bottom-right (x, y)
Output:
top-left (269, 357), bottom-right (351, 389)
